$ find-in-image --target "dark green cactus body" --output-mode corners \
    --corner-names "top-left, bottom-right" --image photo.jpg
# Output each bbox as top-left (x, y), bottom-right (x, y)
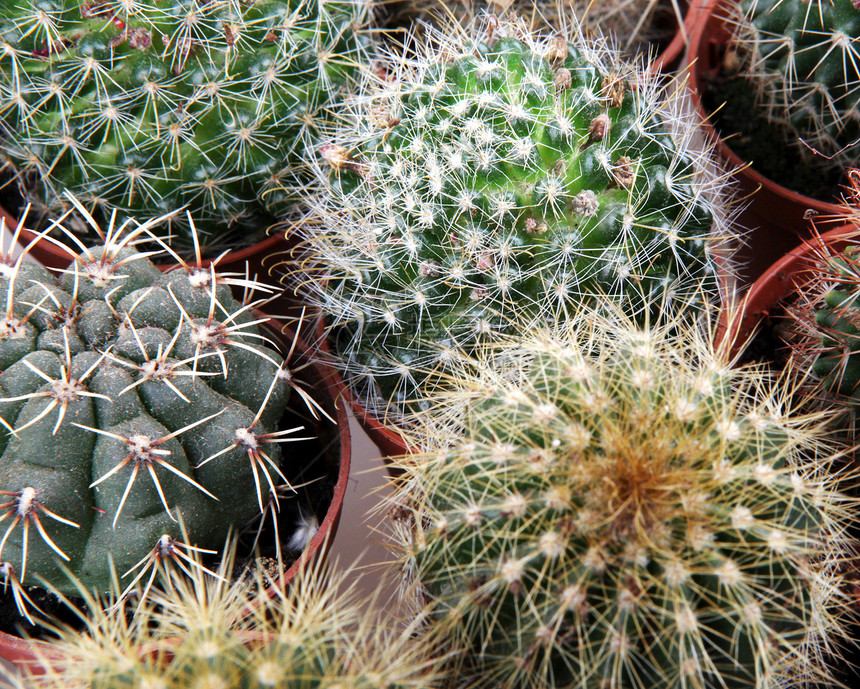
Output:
top-left (0, 244), bottom-right (289, 595)
top-left (0, 0), bottom-right (371, 256)
top-left (738, 0), bottom-right (860, 172)
top-left (390, 313), bottom-right (851, 689)
top-left (307, 20), bottom-right (728, 418)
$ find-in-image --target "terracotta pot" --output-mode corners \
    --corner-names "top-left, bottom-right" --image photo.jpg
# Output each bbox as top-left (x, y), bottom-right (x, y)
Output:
top-left (0, 319), bottom-right (352, 677)
top-left (717, 224), bottom-right (859, 358)
top-left (684, 0), bottom-right (845, 286)
top-left (0, 202), bottom-right (288, 281)
top-left (649, 0), bottom-right (700, 73)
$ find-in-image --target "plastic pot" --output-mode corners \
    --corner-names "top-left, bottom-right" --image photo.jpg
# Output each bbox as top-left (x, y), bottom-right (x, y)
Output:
top-left (684, 0), bottom-right (845, 286)
top-left (649, 0), bottom-right (701, 73)
top-left (717, 224), bottom-right (859, 358)
top-left (0, 318), bottom-right (352, 677)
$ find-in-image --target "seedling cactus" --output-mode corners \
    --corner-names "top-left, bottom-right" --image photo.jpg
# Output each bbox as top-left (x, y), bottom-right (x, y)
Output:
top-left (0, 0), bottom-right (372, 256)
top-left (297, 13), bottom-right (734, 420)
top-left (385, 305), bottom-right (856, 689)
top-left (0, 201), bottom-right (310, 610)
top-left (732, 0), bottom-right (860, 174)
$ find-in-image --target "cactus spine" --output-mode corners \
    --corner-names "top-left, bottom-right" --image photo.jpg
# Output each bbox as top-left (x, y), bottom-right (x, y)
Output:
top-left (27, 540), bottom-right (441, 689)
top-left (385, 306), bottom-right (856, 689)
top-left (0, 201), bottom-right (304, 604)
top-left (0, 0), bottom-right (372, 256)
top-left (733, 0), bottom-right (860, 174)
top-left (297, 14), bottom-right (734, 422)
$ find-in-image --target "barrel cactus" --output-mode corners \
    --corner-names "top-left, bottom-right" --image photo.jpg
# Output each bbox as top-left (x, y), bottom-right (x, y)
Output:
top-left (298, 14), bottom-right (734, 421)
top-left (0, 203), bottom-right (300, 606)
top-left (29, 540), bottom-right (441, 689)
top-left (0, 0), bottom-right (372, 257)
top-left (732, 0), bottom-right (860, 174)
top-left (385, 306), bottom-right (855, 689)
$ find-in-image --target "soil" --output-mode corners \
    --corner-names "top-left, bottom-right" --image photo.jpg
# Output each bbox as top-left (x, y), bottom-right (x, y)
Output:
top-left (702, 68), bottom-right (844, 203)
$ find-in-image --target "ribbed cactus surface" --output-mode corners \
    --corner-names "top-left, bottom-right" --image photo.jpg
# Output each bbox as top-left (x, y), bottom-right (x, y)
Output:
top-left (388, 309), bottom-right (854, 689)
top-left (736, 0), bottom-right (860, 173)
top-left (302, 16), bottom-right (730, 420)
top-left (0, 0), bottom-right (371, 255)
top-left (0, 215), bottom-right (292, 597)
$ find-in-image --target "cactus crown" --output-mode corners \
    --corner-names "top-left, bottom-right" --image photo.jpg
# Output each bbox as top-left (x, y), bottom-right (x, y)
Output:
top-left (386, 305), bottom-right (856, 689)
top-left (0, 200), bottom-right (319, 611)
top-left (732, 0), bottom-right (860, 174)
top-left (296, 13), bottom-right (734, 422)
top-left (0, 0), bottom-right (372, 256)
top-left (27, 539), bottom-right (442, 689)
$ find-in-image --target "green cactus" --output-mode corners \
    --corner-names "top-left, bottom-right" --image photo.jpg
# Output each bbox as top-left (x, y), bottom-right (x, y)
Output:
top-left (385, 305), bottom-right (856, 689)
top-left (733, 0), bottom-right (860, 174)
top-left (0, 202), bottom-right (302, 605)
top-left (26, 539), bottom-right (441, 689)
top-left (297, 14), bottom-right (734, 421)
top-left (0, 0), bottom-right (372, 257)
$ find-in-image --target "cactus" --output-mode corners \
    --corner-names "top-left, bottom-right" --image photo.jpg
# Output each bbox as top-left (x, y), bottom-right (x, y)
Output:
top-left (27, 538), bottom-right (441, 689)
top-left (0, 0), bottom-right (372, 257)
top-left (732, 0), bottom-right (860, 175)
top-left (384, 305), bottom-right (856, 689)
top-left (296, 13), bottom-right (734, 421)
top-left (786, 170), bottom-right (860, 414)
top-left (0, 199), bottom-right (308, 606)
top-left (388, 0), bottom-right (689, 63)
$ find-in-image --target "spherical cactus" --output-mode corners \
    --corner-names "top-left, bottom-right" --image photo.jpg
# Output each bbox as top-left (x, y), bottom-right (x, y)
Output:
top-left (0, 0), bottom-right (372, 256)
top-left (29, 542), bottom-right (441, 689)
top-left (297, 14), bottom-right (735, 420)
top-left (385, 306), bottom-right (856, 689)
top-left (0, 203), bottom-right (298, 604)
top-left (733, 0), bottom-right (860, 174)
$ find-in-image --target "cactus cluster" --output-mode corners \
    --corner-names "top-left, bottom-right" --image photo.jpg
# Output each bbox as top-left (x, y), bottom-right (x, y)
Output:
top-left (0, 0), bottom-right (372, 256)
top-left (0, 202), bottom-right (301, 603)
top-left (297, 14), bottom-right (733, 421)
top-left (26, 540), bottom-right (441, 689)
top-left (386, 306), bottom-right (856, 689)
top-left (733, 0), bottom-right (860, 175)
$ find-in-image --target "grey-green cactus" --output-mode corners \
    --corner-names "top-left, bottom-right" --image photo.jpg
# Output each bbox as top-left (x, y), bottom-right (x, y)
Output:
top-left (733, 0), bottom-right (860, 174)
top-left (0, 203), bottom-right (299, 603)
top-left (298, 14), bottom-right (734, 421)
top-left (386, 306), bottom-right (855, 689)
top-left (0, 0), bottom-right (372, 257)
